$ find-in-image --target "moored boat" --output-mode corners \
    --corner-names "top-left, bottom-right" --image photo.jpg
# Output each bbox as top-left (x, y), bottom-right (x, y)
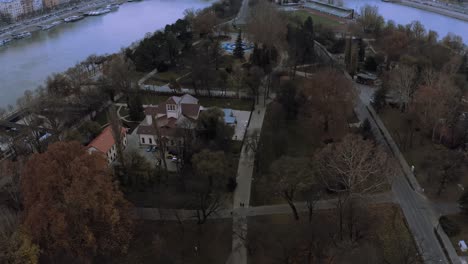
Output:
top-left (11, 32), bottom-right (32, 40)
top-left (106, 4), bottom-right (119, 10)
top-left (64, 15), bottom-right (84, 22)
top-left (0, 38), bottom-right (12, 46)
top-left (86, 8), bottom-right (111, 16)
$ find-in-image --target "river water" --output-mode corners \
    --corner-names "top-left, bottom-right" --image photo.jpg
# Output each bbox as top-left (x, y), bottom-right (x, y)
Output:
top-left (0, 0), bottom-right (467, 108)
top-left (343, 0), bottom-right (468, 42)
top-left (0, 0), bottom-right (210, 108)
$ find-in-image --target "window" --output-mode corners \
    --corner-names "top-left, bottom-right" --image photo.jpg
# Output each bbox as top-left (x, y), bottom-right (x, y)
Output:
top-left (142, 137), bottom-right (145, 144)
top-left (167, 104), bottom-right (176, 111)
top-left (149, 138), bottom-right (152, 144)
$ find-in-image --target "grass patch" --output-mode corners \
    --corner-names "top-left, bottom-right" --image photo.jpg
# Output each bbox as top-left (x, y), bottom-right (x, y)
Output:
top-left (287, 10), bottom-right (341, 27)
top-left (444, 214), bottom-right (468, 256)
top-left (380, 107), bottom-right (468, 202)
top-left (247, 204), bottom-right (420, 263)
top-left (114, 219), bottom-right (232, 264)
top-left (119, 106), bottom-right (129, 117)
top-left (198, 97), bottom-right (253, 111)
top-left (131, 71), bottom-right (148, 83)
top-left (251, 102), bottom-right (332, 205)
top-left (157, 68), bottom-right (190, 81)
top-left (93, 110), bottom-right (108, 127)
top-left (128, 93), bottom-right (253, 111)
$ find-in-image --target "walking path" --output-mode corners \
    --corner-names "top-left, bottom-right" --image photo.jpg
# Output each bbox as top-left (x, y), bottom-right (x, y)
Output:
top-left (133, 192), bottom-right (395, 221)
top-left (227, 92), bottom-right (269, 264)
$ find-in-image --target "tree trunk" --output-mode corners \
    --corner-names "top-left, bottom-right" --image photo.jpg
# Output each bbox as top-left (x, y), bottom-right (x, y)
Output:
top-left (284, 192), bottom-right (299, 220)
top-left (432, 124), bottom-right (437, 142)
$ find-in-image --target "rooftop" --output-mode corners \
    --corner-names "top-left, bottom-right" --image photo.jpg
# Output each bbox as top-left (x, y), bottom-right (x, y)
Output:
top-left (87, 126), bottom-right (126, 154)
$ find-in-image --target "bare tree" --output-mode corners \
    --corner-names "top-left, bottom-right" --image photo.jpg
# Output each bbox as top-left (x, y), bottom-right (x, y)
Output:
top-left (152, 116), bottom-right (168, 171)
top-left (246, 0), bottom-right (288, 50)
top-left (314, 134), bottom-right (394, 240)
top-left (388, 65), bottom-right (417, 112)
top-left (193, 191), bottom-right (223, 225)
top-left (270, 156), bottom-right (315, 220)
top-left (411, 72), bottom-right (460, 142)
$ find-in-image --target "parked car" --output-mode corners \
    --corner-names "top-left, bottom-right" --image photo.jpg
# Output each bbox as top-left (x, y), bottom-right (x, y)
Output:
top-left (146, 146), bottom-right (152, 152)
top-left (151, 146), bottom-right (158, 152)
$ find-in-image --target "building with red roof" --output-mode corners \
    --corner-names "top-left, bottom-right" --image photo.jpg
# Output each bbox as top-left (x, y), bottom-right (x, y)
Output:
top-left (87, 126), bottom-right (128, 164)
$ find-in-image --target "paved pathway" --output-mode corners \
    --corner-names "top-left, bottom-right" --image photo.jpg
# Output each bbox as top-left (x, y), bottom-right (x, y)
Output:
top-left (353, 82), bottom-right (459, 264)
top-left (133, 192), bottom-right (395, 221)
top-left (234, 0), bottom-right (250, 25)
top-left (227, 92), bottom-right (269, 264)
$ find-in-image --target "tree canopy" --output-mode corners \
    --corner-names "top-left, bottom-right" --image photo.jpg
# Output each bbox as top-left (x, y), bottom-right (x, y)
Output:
top-left (20, 141), bottom-right (133, 262)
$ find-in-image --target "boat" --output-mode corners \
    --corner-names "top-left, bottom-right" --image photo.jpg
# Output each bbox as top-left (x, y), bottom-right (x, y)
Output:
top-left (85, 8), bottom-right (111, 16)
top-left (11, 32), bottom-right (32, 40)
top-left (0, 38), bottom-right (12, 46)
top-left (63, 15), bottom-right (84, 22)
top-left (40, 21), bottom-right (62, 30)
top-left (106, 4), bottom-right (119, 10)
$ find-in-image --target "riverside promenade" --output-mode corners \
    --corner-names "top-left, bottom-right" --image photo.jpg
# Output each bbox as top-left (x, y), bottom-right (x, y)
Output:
top-left (397, 0), bottom-right (468, 22)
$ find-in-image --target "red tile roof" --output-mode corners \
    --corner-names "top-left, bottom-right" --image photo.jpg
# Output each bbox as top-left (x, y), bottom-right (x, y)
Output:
top-left (181, 104), bottom-right (200, 118)
top-left (87, 126), bottom-right (126, 154)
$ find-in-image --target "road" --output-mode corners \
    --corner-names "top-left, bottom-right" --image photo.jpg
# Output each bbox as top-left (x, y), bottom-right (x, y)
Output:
top-left (353, 83), bottom-right (459, 264)
top-left (234, 0), bottom-right (250, 25)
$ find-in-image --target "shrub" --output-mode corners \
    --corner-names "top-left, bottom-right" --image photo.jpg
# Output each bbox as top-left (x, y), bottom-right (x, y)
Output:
top-left (439, 216), bottom-right (460, 237)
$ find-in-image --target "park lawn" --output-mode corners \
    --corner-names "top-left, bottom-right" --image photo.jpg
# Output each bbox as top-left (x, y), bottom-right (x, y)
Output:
top-left (380, 107), bottom-right (468, 202)
top-left (156, 68), bottom-right (191, 81)
top-left (247, 204), bottom-right (420, 264)
top-left (199, 97), bottom-right (254, 111)
top-left (144, 76), bottom-right (169, 86)
top-left (115, 219), bottom-right (232, 264)
top-left (133, 93), bottom-right (253, 111)
top-left (130, 71), bottom-right (148, 83)
top-left (119, 105), bottom-right (129, 117)
top-left (444, 214), bottom-right (468, 256)
top-left (287, 10), bottom-right (341, 27)
top-left (93, 110), bottom-right (109, 127)
top-left (250, 102), bottom-right (336, 205)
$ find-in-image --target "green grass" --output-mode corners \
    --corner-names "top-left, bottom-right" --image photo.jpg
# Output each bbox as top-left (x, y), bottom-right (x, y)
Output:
top-left (117, 94), bottom-right (253, 110)
top-left (119, 106), bottom-right (129, 117)
top-left (287, 10), bottom-right (341, 27)
top-left (198, 97), bottom-right (253, 111)
top-left (156, 68), bottom-right (190, 81)
top-left (94, 110), bottom-right (108, 127)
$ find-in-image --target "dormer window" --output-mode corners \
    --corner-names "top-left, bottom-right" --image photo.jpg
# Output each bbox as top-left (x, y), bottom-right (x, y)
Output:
top-left (167, 104), bottom-right (176, 111)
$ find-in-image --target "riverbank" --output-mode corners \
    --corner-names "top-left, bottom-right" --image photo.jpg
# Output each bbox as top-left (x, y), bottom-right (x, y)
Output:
top-left (397, 0), bottom-right (468, 22)
top-left (0, 0), bottom-right (126, 40)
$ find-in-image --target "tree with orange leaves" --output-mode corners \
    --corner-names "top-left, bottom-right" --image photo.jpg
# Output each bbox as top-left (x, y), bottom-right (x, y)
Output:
top-left (20, 141), bottom-right (133, 263)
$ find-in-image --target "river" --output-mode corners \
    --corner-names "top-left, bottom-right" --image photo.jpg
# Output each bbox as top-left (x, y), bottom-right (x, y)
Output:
top-left (0, 0), bottom-right (467, 108)
top-left (343, 0), bottom-right (468, 42)
top-left (0, 0), bottom-right (210, 108)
